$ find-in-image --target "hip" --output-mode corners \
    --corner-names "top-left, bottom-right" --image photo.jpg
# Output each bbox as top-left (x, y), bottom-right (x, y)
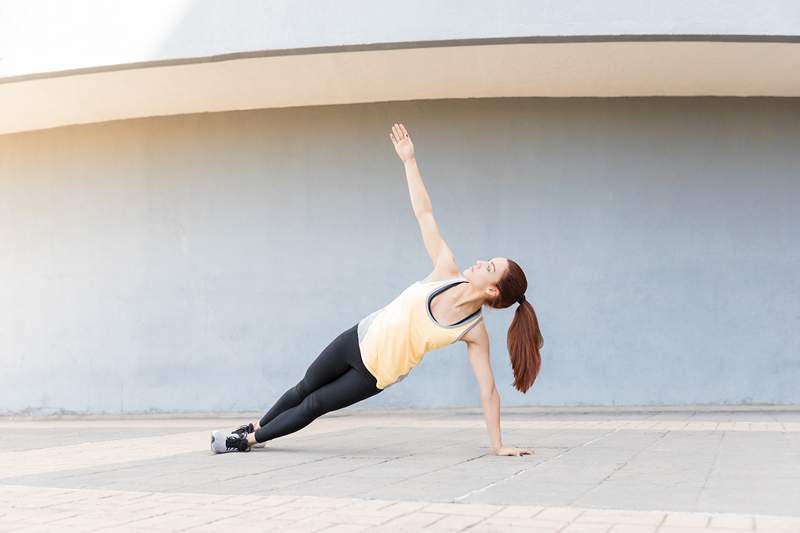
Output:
top-left (342, 323), bottom-right (380, 387)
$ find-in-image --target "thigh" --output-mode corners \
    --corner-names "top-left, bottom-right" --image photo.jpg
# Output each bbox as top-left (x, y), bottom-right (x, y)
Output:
top-left (306, 368), bottom-right (382, 415)
top-left (301, 326), bottom-right (359, 392)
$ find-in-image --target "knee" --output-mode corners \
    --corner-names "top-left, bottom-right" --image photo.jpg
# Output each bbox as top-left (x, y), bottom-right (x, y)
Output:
top-left (294, 379), bottom-right (310, 399)
top-left (304, 393), bottom-right (327, 418)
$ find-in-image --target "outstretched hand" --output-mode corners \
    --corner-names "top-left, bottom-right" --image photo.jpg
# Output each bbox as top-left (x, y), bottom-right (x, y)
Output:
top-left (390, 123), bottom-right (415, 162)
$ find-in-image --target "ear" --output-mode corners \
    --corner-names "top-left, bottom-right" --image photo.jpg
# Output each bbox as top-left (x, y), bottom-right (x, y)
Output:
top-left (485, 285), bottom-right (499, 299)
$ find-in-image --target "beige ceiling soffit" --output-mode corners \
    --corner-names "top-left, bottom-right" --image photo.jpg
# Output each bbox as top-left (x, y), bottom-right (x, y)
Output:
top-left (1, 41), bottom-right (799, 136)
top-left (2, 34), bottom-right (799, 85)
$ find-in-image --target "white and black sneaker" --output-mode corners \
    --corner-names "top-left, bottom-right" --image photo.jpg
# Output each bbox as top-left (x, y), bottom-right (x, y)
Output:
top-left (232, 423), bottom-right (254, 438)
top-left (232, 422), bottom-right (265, 448)
top-left (210, 430), bottom-right (250, 454)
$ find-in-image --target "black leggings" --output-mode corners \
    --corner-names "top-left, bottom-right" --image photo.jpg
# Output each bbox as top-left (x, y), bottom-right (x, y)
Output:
top-left (254, 324), bottom-right (383, 443)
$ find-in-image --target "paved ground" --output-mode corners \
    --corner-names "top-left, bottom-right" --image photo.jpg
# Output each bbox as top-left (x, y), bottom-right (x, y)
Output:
top-left (1, 407), bottom-right (799, 532)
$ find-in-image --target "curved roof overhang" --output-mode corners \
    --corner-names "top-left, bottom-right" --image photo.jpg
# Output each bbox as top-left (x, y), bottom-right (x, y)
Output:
top-left (1, 36), bottom-right (799, 136)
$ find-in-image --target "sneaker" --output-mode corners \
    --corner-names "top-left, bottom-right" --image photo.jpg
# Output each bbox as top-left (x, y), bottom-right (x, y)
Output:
top-left (210, 430), bottom-right (250, 453)
top-left (232, 423), bottom-right (266, 448)
top-left (232, 423), bottom-right (254, 438)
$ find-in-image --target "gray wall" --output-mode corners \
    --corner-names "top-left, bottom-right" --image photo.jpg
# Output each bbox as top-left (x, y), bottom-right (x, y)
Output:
top-left (1, 97), bottom-right (798, 414)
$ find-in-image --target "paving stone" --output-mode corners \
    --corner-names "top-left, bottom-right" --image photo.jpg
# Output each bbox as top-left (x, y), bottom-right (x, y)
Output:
top-left (575, 509), bottom-right (666, 525)
top-left (560, 523), bottom-right (612, 533)
top-left (708, 513), bottom-right (755, 529)
top-left (317, 524), bottom-right (372, 533)
top-left (420, 502), bottom-right (503, 516)
top-left (0, 409), bottom-right (798, 531)
top-left (378, 511), bottom-right (447, 528)
top-left (429, 513), bottom-right (486, 530)
top-left (607, 525), bottom-right (658, 533)
top-left (536, 505), bottom-right (586, 521)
top-left (754, 514), bottom-right (800, 531)
top-left (492, 505), bottom-right (544, 519)
top-left (481, 517), bottom-right (568, 529)
top-left (662, 511), bottom-right (711, 527)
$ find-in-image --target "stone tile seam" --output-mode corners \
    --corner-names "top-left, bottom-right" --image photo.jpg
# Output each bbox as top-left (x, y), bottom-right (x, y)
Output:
top-left (2, 486), bottom-right (798, 525)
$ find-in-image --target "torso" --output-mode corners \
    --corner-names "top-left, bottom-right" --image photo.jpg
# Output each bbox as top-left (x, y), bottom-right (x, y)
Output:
top-left (356, 275), bottom-right (483, 389)
top-left (428, 281), bottom-right (480, 328)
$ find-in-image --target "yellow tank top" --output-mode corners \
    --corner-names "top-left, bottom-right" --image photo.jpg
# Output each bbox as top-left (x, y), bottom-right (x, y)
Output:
top-left (357, 276), bottom-right (483, 389)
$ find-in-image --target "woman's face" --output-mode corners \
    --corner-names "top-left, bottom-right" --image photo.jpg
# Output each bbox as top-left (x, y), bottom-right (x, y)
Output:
top-left (462, 257), bottom-right (509, 295)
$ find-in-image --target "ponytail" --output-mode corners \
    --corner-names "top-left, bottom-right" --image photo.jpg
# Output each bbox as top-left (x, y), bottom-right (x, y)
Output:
top-left (507, 299), bottom-right (543, 393)
top-left (488, 259), bottom-right (543, 393)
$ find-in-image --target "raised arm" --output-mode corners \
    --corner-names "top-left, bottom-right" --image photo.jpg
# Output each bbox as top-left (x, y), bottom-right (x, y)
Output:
top-left (390, 123), bottom-right (458, 273)
top-left (462, 321), bottom-right (533, 457)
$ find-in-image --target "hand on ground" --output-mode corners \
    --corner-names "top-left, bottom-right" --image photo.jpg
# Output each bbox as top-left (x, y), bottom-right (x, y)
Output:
top-left (495, 446), bottom-right (533, 456)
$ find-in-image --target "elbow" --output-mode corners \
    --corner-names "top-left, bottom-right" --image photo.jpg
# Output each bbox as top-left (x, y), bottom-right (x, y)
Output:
top-left (414, 207), bottom-right (433, 219)
top-left (480, 387), bottom-right (498, 403)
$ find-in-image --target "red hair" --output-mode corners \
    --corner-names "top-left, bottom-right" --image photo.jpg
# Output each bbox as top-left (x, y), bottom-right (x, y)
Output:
top-left (486, 259), bottom-right (543, 393)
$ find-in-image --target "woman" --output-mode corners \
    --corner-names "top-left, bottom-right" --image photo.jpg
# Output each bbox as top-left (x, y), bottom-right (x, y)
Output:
top-left (211, 123), bottom-right (543, 456)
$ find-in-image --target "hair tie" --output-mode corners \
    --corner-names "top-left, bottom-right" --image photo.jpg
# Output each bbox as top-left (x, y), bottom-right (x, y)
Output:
top-left (517, 294), bottom-right (526, 305)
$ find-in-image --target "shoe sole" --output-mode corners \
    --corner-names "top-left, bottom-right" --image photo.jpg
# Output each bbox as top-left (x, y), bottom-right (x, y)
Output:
top-left (211, 430), bottom-right (261, 453)
top-left (210, 430), bottom-right (230, 453)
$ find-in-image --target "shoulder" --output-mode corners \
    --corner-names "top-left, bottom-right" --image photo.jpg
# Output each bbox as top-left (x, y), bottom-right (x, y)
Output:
top-left (421, 273), bottom-right (457, 284)
top-left (422, 247), bottom-right (461, 283)
top-left (459, 315), bottom-right (488, 346)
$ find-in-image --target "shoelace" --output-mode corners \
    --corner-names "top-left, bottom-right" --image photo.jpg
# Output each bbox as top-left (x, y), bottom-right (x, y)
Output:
top-left (225, 434), bottom-right (248, 452)
top-left (233, 423), bottom-right (254, 437)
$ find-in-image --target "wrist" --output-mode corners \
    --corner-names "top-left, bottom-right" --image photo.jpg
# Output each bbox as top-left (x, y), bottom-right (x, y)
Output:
top-left (402, 157), bottom-right (417, 165)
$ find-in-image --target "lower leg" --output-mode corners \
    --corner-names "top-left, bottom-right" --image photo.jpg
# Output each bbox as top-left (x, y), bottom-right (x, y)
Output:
top-left (241, 379), bottom-right (317, 444)
top-left (254, 327), bottom-right (360, 429)
top-left (253, 399), bottom-right (320, 443)
top-left (248, 326), bottom-right (372, 444)
top-left (253, 369), bottom-right (382, 444)
top-left (256, 381), bottom-right (309, 428)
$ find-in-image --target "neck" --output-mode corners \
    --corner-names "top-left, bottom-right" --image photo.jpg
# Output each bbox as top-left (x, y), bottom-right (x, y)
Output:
top-left (450, 282), bottom-right (484, 315)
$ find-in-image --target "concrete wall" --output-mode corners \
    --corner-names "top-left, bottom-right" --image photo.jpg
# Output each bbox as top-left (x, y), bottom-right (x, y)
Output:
top-left (1, 97), bottom-right (798, 414)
